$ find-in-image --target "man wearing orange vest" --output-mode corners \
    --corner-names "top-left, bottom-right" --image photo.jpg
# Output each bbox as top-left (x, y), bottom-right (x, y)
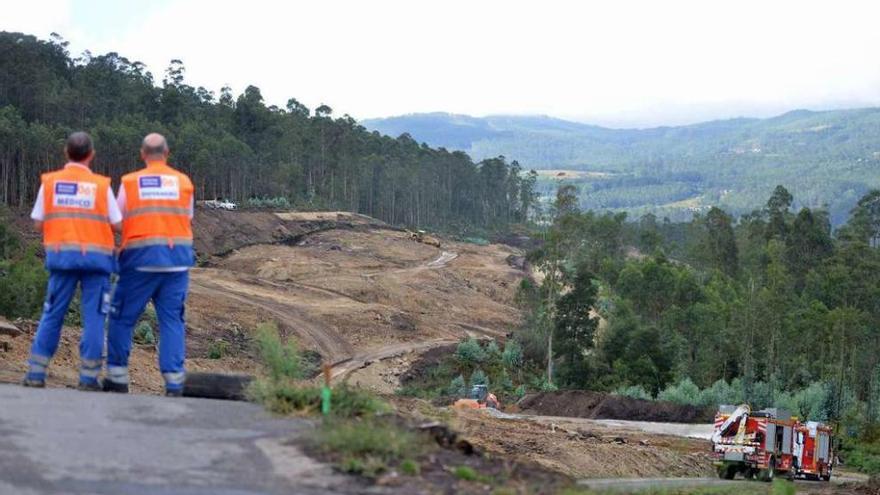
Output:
top-left (24, 132), bottom-right (123, 390)
top-left (104, 133), bottom-right (195, 396)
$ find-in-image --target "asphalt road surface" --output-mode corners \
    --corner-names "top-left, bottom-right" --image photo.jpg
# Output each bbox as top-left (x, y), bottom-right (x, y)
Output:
top-left (0, 384), bottom-right (364, 495)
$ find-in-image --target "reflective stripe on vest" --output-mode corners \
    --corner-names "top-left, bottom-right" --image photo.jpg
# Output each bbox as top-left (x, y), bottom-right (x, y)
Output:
top-left (45, 243), bottom-right (114, 255)
top-left (123, 237), bottom-right (194, 250)
top-left (44, 212), bottom-right (110, 222)
top-left (126, 206), bottom-right (191, 218)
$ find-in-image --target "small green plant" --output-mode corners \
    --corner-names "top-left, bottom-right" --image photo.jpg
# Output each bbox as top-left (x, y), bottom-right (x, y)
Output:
top-left (447, 375), bottom-right (467, 397)
top-left (455, 337), bottom-right (486, 367)
top-left (399, 459), bottom-right (420, 476)
top-left (133, 321), bottom-right (155, 345)
top-left (471, 369), bottom-right (489, 387)
top-left (207, 339), bottom-right (229, 359)
top-left (453, 465), bottom-right (479, 481)
top-left (256, 322), bottom-right (307, 381)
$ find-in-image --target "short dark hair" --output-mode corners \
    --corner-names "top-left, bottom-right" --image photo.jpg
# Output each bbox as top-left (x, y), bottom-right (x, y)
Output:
top-left (65, 132), bottom-right (93, 162)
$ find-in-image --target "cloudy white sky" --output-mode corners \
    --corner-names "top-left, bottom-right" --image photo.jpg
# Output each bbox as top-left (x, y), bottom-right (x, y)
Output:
top-left (6, 0), bottom-right (880, 127)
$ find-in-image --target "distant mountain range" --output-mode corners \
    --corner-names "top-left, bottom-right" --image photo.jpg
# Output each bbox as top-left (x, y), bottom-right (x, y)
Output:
top-left (362, 110), bottom-right (880, 224)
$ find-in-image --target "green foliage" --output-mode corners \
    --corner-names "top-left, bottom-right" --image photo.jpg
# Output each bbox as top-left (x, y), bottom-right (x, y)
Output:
top-left (513, 184), bottom-right (880, 441)
top-left (248, 378), bottom-right (389, 417)
top-left (245, 196), bottom-right (291, 209)
top-left (403, 338), bottom-right (539, 403)
top-left (255, 322), bottom-right (309, 382)
top-left (207, 339), bottom-right (229, 359)
top-left (446, 375), bottom-right (467, 397)
top-left (312, 418), bottom-right (428, 478)
top-left (501, 340), bottom-right (523, 372)
top-left (452, 465), bottom-right (478, 481)
top-left (470, 369), bottom-right (489, 387)
top-left (367, 111), bottom-right (880, 226)
top-left (613, 385), bottom-right (652, 400)
top-left (0, 216), bottom-right (46, 319)
top-left (133, 321), bottom-right (155, 345)
top-left (0, 33), bottom-right (535, 233)
top-left (842, 440), bottom-right (880, 474)
top-left (657, 378), bottom-right (702, 406)
top-left (454, 337), bottom-right (487, 368)
top-left (399, 459), bottom-right (420, 476)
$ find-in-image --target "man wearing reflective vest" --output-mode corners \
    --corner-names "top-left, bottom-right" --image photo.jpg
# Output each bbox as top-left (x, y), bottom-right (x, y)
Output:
top-left (24, 132), bottom-right (123, 390)
top-left (104, 133), bottom-right (195, 396)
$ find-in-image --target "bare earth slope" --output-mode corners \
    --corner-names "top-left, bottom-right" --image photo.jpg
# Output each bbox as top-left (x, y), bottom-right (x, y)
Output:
top-left (0, 209), bottom-right (524, 392)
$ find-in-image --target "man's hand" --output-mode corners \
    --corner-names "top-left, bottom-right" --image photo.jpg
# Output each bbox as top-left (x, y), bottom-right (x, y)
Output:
top-left (33, 220), bottom-right (43, 232)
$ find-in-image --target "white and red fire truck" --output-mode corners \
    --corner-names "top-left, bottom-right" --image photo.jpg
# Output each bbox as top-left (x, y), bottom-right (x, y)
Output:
top-left (712, 404), bottom-right (833, 481)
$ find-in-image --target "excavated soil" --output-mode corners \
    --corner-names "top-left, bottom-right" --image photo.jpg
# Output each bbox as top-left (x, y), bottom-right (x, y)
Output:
top-left (393, 397), bottom-right (715, 480)
top-left (518, 390), bottom-right (715, 423)
top-left (1, 209), bottom-right (525, 392)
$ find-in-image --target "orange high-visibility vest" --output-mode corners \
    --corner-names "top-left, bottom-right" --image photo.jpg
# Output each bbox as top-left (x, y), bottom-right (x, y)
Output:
top-left (119, 161), bottom-right (194, 269)
top-left (41, 164), bottom-right (115, 273)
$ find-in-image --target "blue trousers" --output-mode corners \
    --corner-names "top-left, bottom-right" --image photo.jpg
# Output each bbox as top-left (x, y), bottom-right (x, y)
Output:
top-left (27, 270), bottom-right (110, 385)
top-left (106, 270), bottom-right (189, 392)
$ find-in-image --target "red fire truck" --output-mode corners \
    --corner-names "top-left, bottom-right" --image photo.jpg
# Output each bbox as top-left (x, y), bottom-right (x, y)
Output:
top-left (712, 404), bottom-right (833, 481)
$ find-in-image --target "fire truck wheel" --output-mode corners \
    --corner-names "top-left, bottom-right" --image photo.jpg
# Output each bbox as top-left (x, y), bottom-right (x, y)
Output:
top-left (717, 464), bottom-right (736, 480)
top-left (758, 457), bottom-right (776, 482)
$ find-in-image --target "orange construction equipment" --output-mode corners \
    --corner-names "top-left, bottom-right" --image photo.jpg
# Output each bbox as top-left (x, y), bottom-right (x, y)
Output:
top-left (453, 384), bottom-right (500, 410)
top-left (712, 404), bottom-right (833, 482)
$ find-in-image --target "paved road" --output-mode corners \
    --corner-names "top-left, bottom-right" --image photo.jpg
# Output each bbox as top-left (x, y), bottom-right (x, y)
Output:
top-left (0, 384), bottom-right (363, 495)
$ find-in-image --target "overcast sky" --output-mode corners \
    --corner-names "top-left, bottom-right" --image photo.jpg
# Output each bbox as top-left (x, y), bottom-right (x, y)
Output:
top-left (6, 0), bottom-right (880, 127)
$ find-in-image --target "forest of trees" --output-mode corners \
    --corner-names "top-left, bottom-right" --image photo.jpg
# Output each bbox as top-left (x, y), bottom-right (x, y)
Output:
top-left (0, 32), bottom-right (536, 231)
top-left (367, 110), bottom-right (880, 225)
top-left (517, 184), bottom-right (880, 430)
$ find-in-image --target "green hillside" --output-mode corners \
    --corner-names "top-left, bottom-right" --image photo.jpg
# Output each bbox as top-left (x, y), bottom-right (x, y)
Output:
top-left (364, 110), bottom-right (880, 224)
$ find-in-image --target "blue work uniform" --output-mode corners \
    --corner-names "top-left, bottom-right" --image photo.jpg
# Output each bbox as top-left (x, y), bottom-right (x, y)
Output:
top-left (25, 163), bottom-right (121, 386)
top-left (105, 161), bottom-right (195, 393)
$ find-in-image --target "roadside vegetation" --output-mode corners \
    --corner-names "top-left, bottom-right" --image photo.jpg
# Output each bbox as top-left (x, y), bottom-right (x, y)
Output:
top-left (0, 209), bottom-right (45, 319)
top-left (511, 184), bottom-right (880, 473)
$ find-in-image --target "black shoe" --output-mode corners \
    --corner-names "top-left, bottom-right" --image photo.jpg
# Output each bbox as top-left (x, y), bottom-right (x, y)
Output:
top-left (102, 380), bottom-right (129, 394)
top-left (77, 381), bottom-right (102, 392)
top-left (165, 388), bottom-right (183, 397)
top-left (22, 377), bottom-right (46, 388)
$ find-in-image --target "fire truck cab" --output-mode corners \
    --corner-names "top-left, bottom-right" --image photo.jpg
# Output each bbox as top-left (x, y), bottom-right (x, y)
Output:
top-left (712, 404), bottom-right (833, 482)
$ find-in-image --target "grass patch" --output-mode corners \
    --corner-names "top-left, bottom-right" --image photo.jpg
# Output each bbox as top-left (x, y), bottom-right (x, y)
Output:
top-left (453, 465), bottom-right (478, 481)
top-left (248, 322), bottom-right (390, 417)
top-left (312, 417), bottom-right (430, 477)
top-left (255, 322), bottom-right (312, 381)
top-left (207, 339), bottom-right (229, 359)
top-left (400, 459), bottom-right (420, 476)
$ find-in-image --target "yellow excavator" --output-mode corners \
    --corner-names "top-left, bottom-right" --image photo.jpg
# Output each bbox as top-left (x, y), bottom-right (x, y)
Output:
top-left (453, 384), bottom-right (500, 410)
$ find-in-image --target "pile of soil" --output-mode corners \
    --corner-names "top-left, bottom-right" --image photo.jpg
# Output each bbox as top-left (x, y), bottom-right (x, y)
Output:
top-left (518, 390), bottom-right (714, 423)
top-left (193, 209), bottom-right (392, 258)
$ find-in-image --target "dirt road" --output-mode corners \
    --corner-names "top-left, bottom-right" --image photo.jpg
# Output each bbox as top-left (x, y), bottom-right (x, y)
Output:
top-left (488, 409), bottom-right (715, 440)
